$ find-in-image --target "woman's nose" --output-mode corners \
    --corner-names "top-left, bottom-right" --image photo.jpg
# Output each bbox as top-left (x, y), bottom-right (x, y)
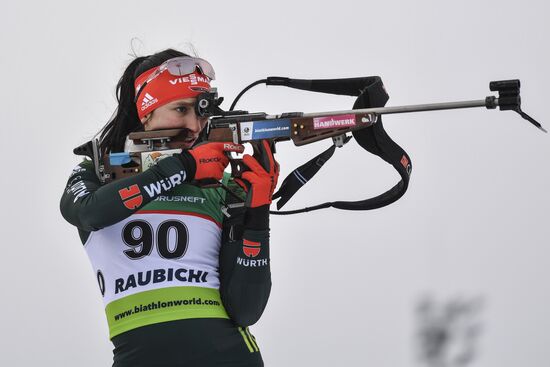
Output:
top-left (187, 116), bottom-right (203, 134)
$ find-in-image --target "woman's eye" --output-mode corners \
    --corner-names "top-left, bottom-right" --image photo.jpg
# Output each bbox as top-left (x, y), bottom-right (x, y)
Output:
top-left (176, 106), bottom-right (187, 113)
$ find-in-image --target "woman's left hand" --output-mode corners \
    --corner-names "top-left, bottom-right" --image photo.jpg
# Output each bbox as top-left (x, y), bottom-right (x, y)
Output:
top-left (235, 140), bottom-right (279, 208)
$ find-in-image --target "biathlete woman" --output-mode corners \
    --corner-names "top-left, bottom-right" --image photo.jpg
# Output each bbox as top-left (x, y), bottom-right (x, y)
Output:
top-left (60, 49), bottom-right (278, 367)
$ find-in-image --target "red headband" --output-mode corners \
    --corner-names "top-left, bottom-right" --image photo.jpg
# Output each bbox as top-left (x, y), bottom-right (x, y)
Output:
top-left (134, 67), bottom-right (211, 119)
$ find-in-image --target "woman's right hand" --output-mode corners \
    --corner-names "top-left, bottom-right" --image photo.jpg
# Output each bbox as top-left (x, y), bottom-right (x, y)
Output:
top-left (184, 142), bottom-right (244, 181)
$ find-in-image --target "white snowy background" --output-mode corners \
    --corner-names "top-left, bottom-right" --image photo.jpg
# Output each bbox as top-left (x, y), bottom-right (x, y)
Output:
top-left (2, 0), bottom-right (548, 366)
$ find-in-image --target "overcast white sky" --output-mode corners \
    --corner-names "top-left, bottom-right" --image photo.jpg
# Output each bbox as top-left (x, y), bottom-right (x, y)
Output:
top-left (2, 1), bottom-right (549, 366)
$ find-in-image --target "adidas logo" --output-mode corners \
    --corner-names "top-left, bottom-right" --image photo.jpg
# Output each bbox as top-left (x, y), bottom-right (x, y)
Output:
top-left (141, 93), bottom-right (158, 111)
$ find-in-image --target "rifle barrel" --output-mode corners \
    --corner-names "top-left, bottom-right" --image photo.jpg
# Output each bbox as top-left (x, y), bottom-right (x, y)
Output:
top-left (300, 99), bottom-right (490, 118)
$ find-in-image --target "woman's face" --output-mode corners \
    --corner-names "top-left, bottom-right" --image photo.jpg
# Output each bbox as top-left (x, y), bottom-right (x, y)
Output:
top-left (141, 97), bottom-right (207, 148)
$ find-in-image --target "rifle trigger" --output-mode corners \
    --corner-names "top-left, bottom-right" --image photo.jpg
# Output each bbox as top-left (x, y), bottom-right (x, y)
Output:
top-left (230, 158), bottom-right (248, 178)
top-left (229, 123), bottom-right (239, 144)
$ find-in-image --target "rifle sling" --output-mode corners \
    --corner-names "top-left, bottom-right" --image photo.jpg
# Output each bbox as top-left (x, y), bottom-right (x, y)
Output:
top-left (271, 76), bottom-right (412, 214)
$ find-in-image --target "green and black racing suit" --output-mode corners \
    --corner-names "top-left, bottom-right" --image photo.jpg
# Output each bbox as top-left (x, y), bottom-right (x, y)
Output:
top-left (60, 155), bottom-right (271, 367)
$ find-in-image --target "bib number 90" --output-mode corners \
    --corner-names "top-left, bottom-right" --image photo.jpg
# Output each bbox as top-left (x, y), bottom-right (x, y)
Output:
top-left (122, 220), bottom-right (189, 260)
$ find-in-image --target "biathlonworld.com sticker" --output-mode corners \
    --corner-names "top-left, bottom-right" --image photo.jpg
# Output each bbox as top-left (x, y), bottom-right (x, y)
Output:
top-left (240, 119), bottom-right (291, 141)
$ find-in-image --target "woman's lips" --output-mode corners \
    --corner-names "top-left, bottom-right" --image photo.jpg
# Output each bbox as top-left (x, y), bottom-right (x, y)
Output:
top-left (180, 137), bottom-right (197, 148)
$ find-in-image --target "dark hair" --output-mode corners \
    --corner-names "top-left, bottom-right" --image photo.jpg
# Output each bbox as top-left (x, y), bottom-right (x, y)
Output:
top-left (99, 49), bottom-right (189, 153)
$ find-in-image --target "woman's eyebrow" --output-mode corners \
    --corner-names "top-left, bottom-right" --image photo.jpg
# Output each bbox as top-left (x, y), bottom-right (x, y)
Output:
top-left (172, 101), bottom-right (195, 107)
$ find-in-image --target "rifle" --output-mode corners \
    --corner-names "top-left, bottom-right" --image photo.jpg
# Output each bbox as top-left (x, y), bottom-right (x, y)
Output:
top-left (74, 77), bottom-right (544, 214)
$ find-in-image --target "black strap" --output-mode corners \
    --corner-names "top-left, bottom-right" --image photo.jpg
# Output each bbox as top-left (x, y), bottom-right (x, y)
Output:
top-left (272, 144), bottom-right (337, 210)
top-left (266, 76), bottom-right (383, 97)
top-left (271, 76), bottom-right (412, 214)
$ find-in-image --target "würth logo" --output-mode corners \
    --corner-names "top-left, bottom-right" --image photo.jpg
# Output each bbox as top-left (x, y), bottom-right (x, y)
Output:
top-left (119, 184), bottom-right (143, 210)
top-left (242, 239), bottom-right (261, 258)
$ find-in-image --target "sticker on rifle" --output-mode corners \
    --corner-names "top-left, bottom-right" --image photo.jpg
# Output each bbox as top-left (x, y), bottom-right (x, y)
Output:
top-left (313, 114), bottom-right (356, 130)
top-left (141, 149), bottom-right (182, 171)
top-left (240, 119), bottom-right (291, 141)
